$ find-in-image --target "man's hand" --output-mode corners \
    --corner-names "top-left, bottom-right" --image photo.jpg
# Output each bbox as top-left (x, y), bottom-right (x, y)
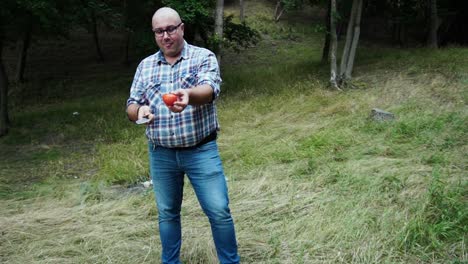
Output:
top-left (166, 85), bottom-right (214, 113)
top-left (168, 89), bottom-right (189, 113)
top-left (138, 105), bottom-right (155, 122)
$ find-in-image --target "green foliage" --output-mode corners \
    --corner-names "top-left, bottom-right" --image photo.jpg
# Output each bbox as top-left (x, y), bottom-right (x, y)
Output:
top-left (281, 0), bottom-right (305, 11)
top-left (364, 0), bottom-right (468, 45)
top-left (163, 0), bottom-right (259, 53)
top-left (162, 0), bottom-right (213, 46)
top-left (71, 0), bottom-right (121, 30)
top-left (162, 0), bottom-right (213, 24)
top-left (222, 15), bottom-right (261, 52)
top-left (0, 0), bottom-right (66, 37)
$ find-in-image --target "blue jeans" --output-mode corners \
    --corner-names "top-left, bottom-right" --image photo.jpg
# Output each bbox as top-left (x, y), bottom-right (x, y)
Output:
top-left (148, 140), bottom-right (240, 264)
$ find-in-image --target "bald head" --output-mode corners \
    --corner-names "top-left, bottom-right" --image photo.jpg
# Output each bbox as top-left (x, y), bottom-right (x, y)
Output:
top-left (152, 7), bottom-right (182, 26)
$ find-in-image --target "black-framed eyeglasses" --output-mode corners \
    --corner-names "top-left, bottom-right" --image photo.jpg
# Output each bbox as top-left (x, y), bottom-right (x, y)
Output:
top-left (153, 23), bottom-right (182, 37)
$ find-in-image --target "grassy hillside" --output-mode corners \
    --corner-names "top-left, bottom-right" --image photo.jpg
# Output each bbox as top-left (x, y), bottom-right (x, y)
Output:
top-left (1, 1), bottom-right (466, 263)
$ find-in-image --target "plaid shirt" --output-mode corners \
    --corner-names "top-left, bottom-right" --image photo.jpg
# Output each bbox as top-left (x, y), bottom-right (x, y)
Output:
top-left (127, 42), bottom-right (221, 148)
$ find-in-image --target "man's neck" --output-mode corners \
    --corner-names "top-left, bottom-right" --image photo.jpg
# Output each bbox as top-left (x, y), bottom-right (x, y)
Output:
top-left (164, 54), bottom-right (181, 65)
top-left (164, 41), bottom-right (185, 65)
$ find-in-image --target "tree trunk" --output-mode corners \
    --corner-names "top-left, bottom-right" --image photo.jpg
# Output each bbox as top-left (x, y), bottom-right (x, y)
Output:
top-left (121, 0), bottom-right (130, 65)
top-left (122, 31), bottom-right (130, 65)
top-left (428, 0), bottom-right (438, 48)
top-left (90, 10), bottom-right (104, 62)
top-left (344, 0), bottom-right (363, 80)
top-left (214, 0), bottom-right (224, 66)
top-left (339, 0), bottom-right (358, 82)
top-left (0, 31), bottom-right (9, 136)
top-left (239, 0), bottom-right (245, 23)
top-left (321, 0), bottom-right (331, 64)
top-left (274, 0), bottom-right (285, 22)
top-left (329, 0), bottom-right (340, 90)
top-left (15, 13), bottom-right (33, 82)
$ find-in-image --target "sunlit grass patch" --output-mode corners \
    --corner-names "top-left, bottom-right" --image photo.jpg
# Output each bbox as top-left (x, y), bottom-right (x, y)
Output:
top-left (95, 139), bottom-right (150, 185)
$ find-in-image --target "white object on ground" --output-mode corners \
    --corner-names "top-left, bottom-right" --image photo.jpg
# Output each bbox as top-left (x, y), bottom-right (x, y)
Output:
top-left (142, 180), bottom-right (153, 188)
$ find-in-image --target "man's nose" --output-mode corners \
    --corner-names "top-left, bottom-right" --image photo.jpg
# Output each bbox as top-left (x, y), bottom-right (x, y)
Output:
top-left (162, 31), bottom-right (170, 38)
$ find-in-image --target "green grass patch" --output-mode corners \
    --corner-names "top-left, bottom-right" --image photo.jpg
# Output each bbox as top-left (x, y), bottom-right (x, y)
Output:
top-left (95, 140), bottom-right (150, 185)
top-left (400, 168), bottom-right (467, 258)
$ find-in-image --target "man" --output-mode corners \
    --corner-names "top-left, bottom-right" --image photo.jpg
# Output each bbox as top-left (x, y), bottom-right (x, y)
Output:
top-left (126, 7), bottom-right (240, 264)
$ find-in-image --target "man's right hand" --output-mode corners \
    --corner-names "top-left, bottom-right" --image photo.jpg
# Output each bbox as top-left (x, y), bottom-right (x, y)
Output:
top-left (138, 105), bottom-right (155, 122)
top-left (127, 104), bottom-right (154, 123)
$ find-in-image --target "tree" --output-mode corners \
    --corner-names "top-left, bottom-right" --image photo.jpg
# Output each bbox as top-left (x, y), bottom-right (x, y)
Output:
top-left (438, 0), bottom-right (468, 46)
top-left (321, 0), bottom-right (331, 64)
top-left (428, 0), bottom-right (438, 48)
top-left (239, 0), bottom-right (245, 23)
top-left (121, 0), bottom-right (130, 65)
top-left (0, 25), bottom-right (9, 136)
top-left (329, 0), bottom-right (339, 90)
top-left (214, 0), bottom-right (224, 65)
top-left (0, 0), bottom-right (76, 136)
top-left (0, 0), bottom-right (15, 136)
top-left (274, 0), bottom-right (304, 22)
top-left (339, 0), bottom-right (362, 82)
top-left (163, 0), bottom-right (214, 45)
top-left (163, 0), bottom-right (259, 54)
top-left (15, 11), bottom-right (33, 82)
top-left (76, 0), bottom-right (108, 62)
top-left (9, 0), bottom-right (70, 82)
top-left (328, 0), bottom-right (363, 90)
top-left (115, 0), bottom-right (161, 61)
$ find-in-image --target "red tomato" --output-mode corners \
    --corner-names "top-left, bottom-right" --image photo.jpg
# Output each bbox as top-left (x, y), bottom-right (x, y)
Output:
top-left (162, 93), bottom-right (178, 107)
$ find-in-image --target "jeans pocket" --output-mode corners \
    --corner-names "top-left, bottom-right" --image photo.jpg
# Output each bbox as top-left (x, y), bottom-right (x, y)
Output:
top-left (148, 141), bottom-right (159, 152)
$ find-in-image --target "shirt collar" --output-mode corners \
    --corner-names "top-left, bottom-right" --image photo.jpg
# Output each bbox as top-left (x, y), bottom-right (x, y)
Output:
top-left (156, 41), bottom-right (189, 64)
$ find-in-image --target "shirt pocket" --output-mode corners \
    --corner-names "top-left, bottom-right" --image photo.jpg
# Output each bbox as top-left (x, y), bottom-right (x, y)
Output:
top-left (180, 75), bottom-right (197, 89)
top-left (144, 82), bottom-right (162, 103)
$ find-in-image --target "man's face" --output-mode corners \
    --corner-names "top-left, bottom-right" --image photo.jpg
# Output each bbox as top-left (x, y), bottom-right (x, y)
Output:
top-left (152, 16), bottom-right (184, 58)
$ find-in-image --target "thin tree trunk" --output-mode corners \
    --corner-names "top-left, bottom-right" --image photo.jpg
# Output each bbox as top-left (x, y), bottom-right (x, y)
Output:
top-left (121, 0), bottom-right (130, 65)
top-left (239, 0), bottom-right (245, 23)
top-left (339, 0), bottom-right (358, 81)
top-left (90, 10), bottom-right (104, 62)
top-left (321, 0), bottom-right (331, 64)
top-left (329, 0), bottom-right (340, 90)
top-left (122, 31), bottom-right (130, 65)
top-left (344, 0), bottom-right (363, 80)
top-left (395, 17), bottom-right (404, 47)
top-left (274, 0), bottom-right (281, 20)
top-left (15, 13), bottom-right (33, 82)
top-left (214, 0), bottom-right (224, 66)
top-left (428, 0), bottom-right (438, 48)
top-left (274, 0), bottom-right (285, 22)
top-left (0, 31), bottom-right (9, 136)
